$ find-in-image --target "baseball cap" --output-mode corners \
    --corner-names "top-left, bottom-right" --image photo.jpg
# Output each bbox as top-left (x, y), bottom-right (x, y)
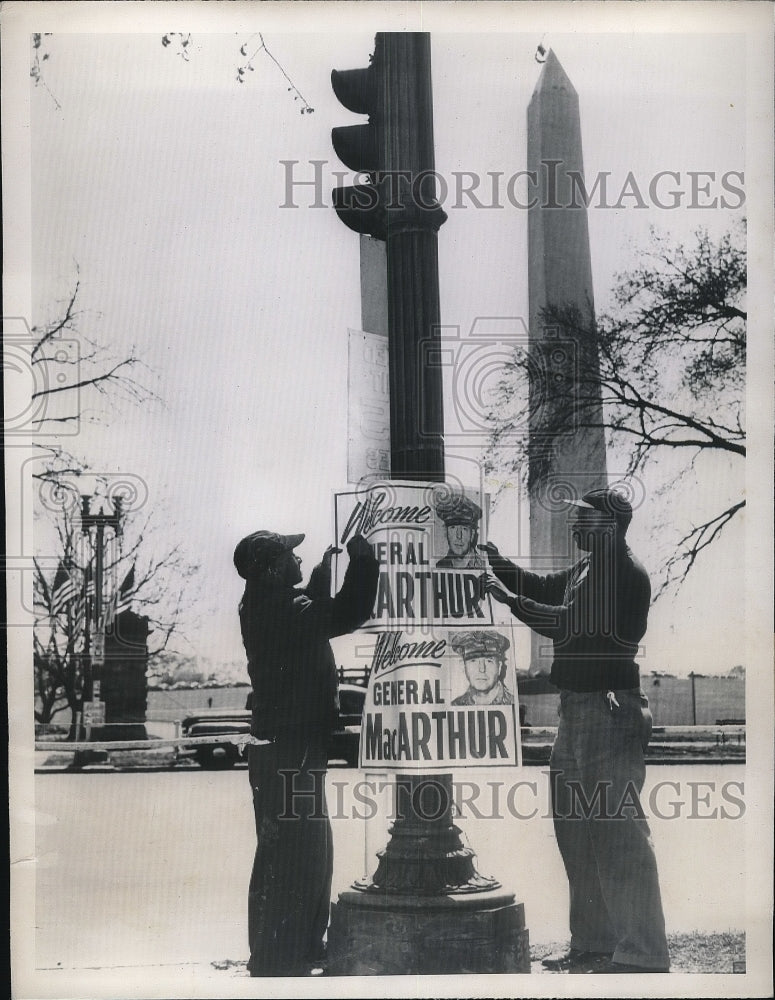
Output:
top-left (233, 531), bottom-right (305, 579)
top-left (565, 488), bottom-right (633, 527)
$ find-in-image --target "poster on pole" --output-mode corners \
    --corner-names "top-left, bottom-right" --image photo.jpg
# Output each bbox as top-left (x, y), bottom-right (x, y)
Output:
top-left (359, 626), bottom-right (522, 770)
top-left (334, 480), bottom-right (493, 630)
top-left (347, 329), bottom-right (390, 484)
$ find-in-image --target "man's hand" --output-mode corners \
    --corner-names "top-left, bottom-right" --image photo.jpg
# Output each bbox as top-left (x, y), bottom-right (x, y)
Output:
top-left (477, 541), bottom-right (500, 560)
top-left (346, 534), bottom-right (374, 559)
top-left (322, 544), bottom-right (343, 564)
top-left (483, 572), bottom-right (512, 605)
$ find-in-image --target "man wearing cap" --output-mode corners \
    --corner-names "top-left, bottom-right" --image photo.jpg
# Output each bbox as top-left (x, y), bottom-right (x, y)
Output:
top-left (450, 630), bottom-right (515, 705)
top-left (435, 493), bottom-right (486, 569)
top-left (234, 529), bottom-right (378, 977)
top-left (483, 488), bottom-right (669, 974)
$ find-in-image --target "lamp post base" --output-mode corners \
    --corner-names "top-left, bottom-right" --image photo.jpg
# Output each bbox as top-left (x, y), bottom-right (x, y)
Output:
top-left (328, 890), bottom-right (530, 975)
top-left (353, 817), bottom-right (501, 895)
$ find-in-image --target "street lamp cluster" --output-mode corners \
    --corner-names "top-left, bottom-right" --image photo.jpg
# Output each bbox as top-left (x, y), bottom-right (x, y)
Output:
top-left (78, 493), bottom-right (122, 720)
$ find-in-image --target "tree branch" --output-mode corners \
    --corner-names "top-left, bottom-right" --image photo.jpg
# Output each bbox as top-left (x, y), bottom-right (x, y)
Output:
top-left (655, 501), bottom-right (746, 598)
top-left (487, 223), bottom-right (746, 592)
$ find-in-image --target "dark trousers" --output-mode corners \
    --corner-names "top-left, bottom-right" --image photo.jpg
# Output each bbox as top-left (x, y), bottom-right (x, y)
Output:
top-left (550, 688), bottom-right (670, 970)
top-left (247, 735), bottom-right (333, 977)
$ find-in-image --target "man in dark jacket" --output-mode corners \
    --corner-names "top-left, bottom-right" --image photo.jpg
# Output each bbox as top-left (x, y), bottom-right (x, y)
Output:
top-left (483, 488), bottom-right (669, 974)
top-left (234, 530), bottom-right (378, 977)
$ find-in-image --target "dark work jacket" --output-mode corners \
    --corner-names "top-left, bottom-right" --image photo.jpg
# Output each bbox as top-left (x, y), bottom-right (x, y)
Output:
top-left (239, 550), bottom-right (379, 741)
top-left (489, 543), bottom-right (650, 692)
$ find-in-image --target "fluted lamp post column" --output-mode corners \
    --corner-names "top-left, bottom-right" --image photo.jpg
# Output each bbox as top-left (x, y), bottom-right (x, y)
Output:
top-left (327, 33), bottom-right (529, 975)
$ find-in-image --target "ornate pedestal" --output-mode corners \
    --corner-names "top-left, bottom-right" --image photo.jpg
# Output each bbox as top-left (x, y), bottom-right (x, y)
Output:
top-left (328, 890), bottom-right (529, 976)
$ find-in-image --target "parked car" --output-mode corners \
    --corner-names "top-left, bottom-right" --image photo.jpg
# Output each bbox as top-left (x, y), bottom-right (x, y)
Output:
top-left (178, 683), bottom-right (366, 769)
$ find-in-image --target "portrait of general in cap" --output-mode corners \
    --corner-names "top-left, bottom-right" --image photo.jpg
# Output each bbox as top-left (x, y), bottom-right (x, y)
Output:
top-left (450, 630), bottom-right (515, 706)
top-left (434, 493), bottom-right (486, 570)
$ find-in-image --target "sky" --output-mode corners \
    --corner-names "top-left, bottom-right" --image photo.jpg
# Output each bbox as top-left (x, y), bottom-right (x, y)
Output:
top-left (10, 5), bottom-right (768, 677)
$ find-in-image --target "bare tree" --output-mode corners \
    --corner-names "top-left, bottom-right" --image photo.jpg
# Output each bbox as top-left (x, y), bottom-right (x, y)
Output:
top-left (109, 507), bottom-right (201, 661)
top-left (30, 32), bottom-right (60, 110)
top-left (486, 222), bottom-right (746, 595)
top-left (32, 32), bottom-right (314, 113)
top-left (33, 502), bottom-right (84, 731)
top-left (30, 266), bottom-right (156, 429)
top-left (33, 457), bottom-right (200, 730)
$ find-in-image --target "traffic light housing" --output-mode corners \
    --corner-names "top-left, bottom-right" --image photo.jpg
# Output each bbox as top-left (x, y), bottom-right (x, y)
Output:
top-left (331, 42), bottom-right (385, 239)
top-left (331, 34), bottom-right (447, 241)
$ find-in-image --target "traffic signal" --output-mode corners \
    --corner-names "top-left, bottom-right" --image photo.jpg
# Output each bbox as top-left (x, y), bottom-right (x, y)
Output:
top-left (331, 37), bottom-right (385, 239)
top-left (331, 34), bottom-right (447, 241)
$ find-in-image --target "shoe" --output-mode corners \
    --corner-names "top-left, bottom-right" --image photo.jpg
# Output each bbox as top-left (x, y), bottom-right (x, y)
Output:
top-left (542, 949), bottom-right (612, 972)
top-left (588, 959), bottom-right (669, 974)
top-left (306, 942), bottom-right (328, 976)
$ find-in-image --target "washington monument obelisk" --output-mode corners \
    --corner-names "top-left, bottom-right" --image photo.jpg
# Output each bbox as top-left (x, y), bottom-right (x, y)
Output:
top-left (527, 50), bottom-right (608, 674)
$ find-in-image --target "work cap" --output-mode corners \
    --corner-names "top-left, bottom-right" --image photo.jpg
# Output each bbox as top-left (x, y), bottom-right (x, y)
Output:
top-left (565, 488), bottom-right (633, 527)
top-left (233, 531), bottom-right (305, 579)
top-left (434, 492), bottom-right (482, 527)
top-left (450, 630), bottom-right (510, 661)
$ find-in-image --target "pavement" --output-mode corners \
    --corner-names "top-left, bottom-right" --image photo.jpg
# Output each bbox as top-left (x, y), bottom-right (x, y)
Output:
top-left (16, 761), bottom-right (751, 997)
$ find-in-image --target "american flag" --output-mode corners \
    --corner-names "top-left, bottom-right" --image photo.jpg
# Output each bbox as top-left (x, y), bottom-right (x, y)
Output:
top-left (117, 564), bottom-right (135, 614)
top-left (100, 564), bottom-right (135, 630)
top-left (72, 565), bottom-right (96, 632)
top-left (50, 562), bottom-right (78, 616)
